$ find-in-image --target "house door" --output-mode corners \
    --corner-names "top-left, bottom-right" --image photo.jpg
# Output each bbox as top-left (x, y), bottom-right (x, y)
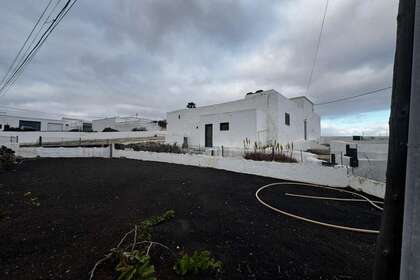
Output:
top-left (205, 124), bottom-right (213, 147)
top-left (304, 119), bottom-right (307, 140)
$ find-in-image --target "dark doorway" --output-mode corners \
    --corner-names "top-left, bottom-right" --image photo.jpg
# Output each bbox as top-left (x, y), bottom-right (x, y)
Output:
top-left (304, 119), bottom-right (307, 140)
top-left (205, 124), bottom-right (213, 147)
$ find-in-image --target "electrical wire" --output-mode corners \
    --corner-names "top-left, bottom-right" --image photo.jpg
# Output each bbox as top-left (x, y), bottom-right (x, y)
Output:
top-left (306, 0), bottom-right (329, 93)
top-left (0, 0), bottom-right (54, 87)
top-left (314, 86), bottom-right (392, 106)
top-left (0, 0), bottom-right (78, 97)
top-left (0, 0), bottom-right (73, 95)
top-left (0, 104), bottom-right (104, 120)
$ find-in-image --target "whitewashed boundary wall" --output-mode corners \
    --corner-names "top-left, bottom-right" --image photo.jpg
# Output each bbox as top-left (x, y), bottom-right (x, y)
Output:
top-left (9, 146), bottom-right (385, 198)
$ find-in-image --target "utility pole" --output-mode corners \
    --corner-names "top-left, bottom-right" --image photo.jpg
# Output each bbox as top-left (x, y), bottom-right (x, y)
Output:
top-left (373, 0), bottom-right (416, 279)
top-left (400, 1), bottom-right (420, 279)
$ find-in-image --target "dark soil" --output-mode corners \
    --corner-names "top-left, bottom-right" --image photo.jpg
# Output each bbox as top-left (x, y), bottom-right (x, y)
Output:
top-left (0, 158), bottom-right (382, 280)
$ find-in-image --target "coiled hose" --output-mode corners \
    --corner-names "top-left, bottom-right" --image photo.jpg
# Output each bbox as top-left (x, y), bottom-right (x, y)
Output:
top-left (255, 182), bottom-right (382, 234)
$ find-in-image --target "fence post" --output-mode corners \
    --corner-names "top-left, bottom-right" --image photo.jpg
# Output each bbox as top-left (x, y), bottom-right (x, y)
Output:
top-left (300, 150), bottom-right (303, 162)
top-left (221, 146), bottom-right (224, 157)
top-left (341, 151), bottom-right (343, 166)
top-left (39, 136), bottom-right (42, 147)
top-left (109, 143), bottom-right (113, 158)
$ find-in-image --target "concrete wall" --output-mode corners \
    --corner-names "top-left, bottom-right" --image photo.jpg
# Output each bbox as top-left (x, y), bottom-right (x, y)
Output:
top-left (7, 145), bottom-right (385, 198)
top-left (328, 140), bottom-right (388, 182)
top-left (0, 131), bottom-right (166, 144)
top-left (114, 149), bottom-right (385, 198)
top-left (15, 147), bottom-right (110, 158)
top-left (166, 90), bottom-right (320, 148)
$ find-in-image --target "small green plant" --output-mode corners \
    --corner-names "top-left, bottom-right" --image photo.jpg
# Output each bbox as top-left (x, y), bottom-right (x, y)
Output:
top-left (115, 250), bottom-right (156, 280)
top-left (138, 210), bottom-right (175, 240)
top-left (173, 250), bottom-right (223, 276)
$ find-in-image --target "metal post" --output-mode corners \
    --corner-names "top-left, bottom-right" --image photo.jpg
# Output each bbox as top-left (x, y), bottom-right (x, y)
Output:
top-left (300, 150), bottom-right (303, 162)
top-left (39, 136), bottom-right (42, 147)
top-left (221, 145), bottom-right (224, 157)
top-left (400, 1), bottom-right (420, 278)
top-left (340, 151), bottom-right (343, 166)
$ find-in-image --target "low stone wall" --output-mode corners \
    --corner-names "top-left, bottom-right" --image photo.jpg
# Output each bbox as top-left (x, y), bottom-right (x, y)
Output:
top-left (9, 146), bottom-right (386, 198)
top-left (114, 149), bottom-right (385, 198)
top-left (0, 131), bottom-right (166, 145)
top-left (15, 147), bottom-right (111, 158)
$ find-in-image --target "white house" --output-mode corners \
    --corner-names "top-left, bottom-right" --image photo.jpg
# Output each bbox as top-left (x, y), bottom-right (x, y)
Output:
top-left (0, 113), bottom-right (92, 132)
top-left (166, 90), bottom-right (320, 148)
top-left (0, 113), bottom-right (64, 131)
top-left (92, 116), bottom-right (162, 132)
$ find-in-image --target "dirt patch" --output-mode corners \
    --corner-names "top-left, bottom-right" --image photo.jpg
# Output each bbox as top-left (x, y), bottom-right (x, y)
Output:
top-left (0, 158), bottom-right (381, 279)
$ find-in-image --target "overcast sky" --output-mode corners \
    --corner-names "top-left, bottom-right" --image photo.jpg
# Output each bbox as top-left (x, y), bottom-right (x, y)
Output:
top-left (0, 0), bottom-right (398, 135)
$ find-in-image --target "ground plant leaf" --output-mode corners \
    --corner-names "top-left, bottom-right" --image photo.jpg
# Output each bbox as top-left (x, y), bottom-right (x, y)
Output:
top-left (173, 250), bottom-right (223, 276)
top-left (116, 250), bottom-right (157, 280)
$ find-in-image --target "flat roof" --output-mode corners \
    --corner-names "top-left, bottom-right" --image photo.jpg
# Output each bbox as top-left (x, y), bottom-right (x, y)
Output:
top-left (167, 89), bottom-right (277, 114)
top-left (289, 96), bottom-right (314, 104)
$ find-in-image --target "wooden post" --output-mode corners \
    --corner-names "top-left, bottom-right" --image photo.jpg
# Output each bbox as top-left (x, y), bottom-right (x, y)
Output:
top-left (400, 0), bottom-right (420, 278)
top-left (373, 0), bottom-right (416, 279)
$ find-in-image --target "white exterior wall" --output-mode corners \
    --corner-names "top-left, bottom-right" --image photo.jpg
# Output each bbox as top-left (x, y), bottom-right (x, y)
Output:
top-left (167, 90), bottom-right (321, 148)
top-left (199, 109), bottom-right (258, 147)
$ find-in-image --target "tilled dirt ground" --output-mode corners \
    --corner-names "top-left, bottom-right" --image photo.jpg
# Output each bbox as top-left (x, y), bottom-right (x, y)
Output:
top-left (0, 158), bottom-right (382, 279)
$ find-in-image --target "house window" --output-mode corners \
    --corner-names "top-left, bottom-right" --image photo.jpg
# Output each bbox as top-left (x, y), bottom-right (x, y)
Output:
top-left (285, 113), bottom-right (290, 126)
top-left (220, 122), bottom-right (229, 131)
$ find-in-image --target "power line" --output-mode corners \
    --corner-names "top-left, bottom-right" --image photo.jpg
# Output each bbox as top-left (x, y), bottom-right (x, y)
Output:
top-left (0, 0), bottom-right (54, 87)
top-left (0, 0), bottom-right (74, 95)
top-left (0, 0), bottom-right (78, 97)
top-left (306, 0), bottom-right (329, 93)
top-left (314, 86), bottom-right (392, 106)
top-left (0, 104), bottom-right (104, 120)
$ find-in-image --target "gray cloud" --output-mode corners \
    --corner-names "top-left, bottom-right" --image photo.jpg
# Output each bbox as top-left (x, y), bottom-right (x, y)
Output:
top-left (0, 0), bottom-right (398, 128)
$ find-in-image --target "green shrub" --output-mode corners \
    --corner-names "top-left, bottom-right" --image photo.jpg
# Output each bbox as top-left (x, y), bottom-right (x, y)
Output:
top-left (138, 210), bottom-right (176, 240)
top-left (116, 142), bottom-right (182, 154)
top-left (115, 250), bottom-right (156, 280)
top-left (244, 151), bottom-right (297, 163)
top-left (0, 146), bottom-right (16, 171)
top-left (173, 250), bottom-right (222, 276)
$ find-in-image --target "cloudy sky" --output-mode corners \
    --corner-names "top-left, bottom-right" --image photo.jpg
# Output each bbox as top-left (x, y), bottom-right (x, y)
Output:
top-left (0, 0), bottom-right (398, 135)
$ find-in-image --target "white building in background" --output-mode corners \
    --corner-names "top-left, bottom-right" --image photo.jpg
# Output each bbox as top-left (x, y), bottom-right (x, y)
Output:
top-left (62, 117), bottom-right (93, 132)
top-left (166, 89), bottom-right (320, 148)
top-left (92, 116), bottom-right (162, 132)
top-left (0, 113), bottom-right (91, 132)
